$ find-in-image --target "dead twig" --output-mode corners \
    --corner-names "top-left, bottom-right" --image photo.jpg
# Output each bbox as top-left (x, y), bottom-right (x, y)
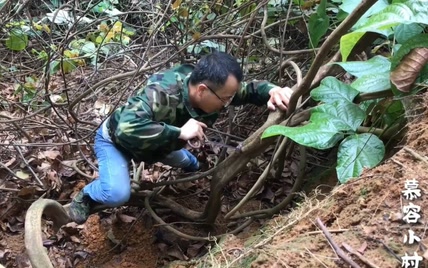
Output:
top-left (342, 242), bottom-right (380, 268)
top-left (403, 146), bottom-right (428, 167)
top-left (13, 144), bottom-right (44, 188)
top-left (0, 161), bottom-right (24, 181)
top-left (316, 218), bottom-right (361, 268)
top-left (302, 229), bottom-right (349, 236)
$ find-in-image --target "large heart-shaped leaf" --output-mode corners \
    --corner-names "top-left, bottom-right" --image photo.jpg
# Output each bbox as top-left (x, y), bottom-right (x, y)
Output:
top-left (394, 23), bottom-right (424, 43)
top-left (262, 118), bottom-right (344, 150)
top-left (5, 30), bottom-right (28, 51)
top-left (336, 133), bottom-right (385, 183)
top-left (351, 72), bottom-right (391, 93)
top-left (312, 102), bottom-right (365, 132)
top-left (334, 55), bottom-right (391, 78)
top-left (311, 77), bottom-right (360, 103)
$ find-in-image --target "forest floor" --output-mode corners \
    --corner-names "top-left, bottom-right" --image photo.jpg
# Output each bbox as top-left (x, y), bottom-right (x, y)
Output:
top-left (1, 91), bottom-right (427, 268)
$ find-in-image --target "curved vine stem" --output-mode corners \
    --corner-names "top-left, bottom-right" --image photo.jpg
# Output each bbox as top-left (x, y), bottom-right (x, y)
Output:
top-left (144, 195), bottom-right (253, 241)
top-left (229, 145), bottom-right (307, 220)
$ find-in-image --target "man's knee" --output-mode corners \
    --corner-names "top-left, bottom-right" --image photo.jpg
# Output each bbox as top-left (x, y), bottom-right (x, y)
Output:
top-left (99, 182), bottom-right (131, 206)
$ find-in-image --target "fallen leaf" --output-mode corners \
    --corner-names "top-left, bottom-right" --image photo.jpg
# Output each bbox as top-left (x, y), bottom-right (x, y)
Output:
top-left (186, 242), bottom-right (206, 257)
top-left (46, 169), bottom-right (62, 190)
top-left (49, 94), bottom-right (64, 103)
top-left (118, 214), bottom-right (136, 223)
top-left (70, 236), bottom-right (81, 243)
top-left (15, 170), bottom-right (30, 180)
top-left (4, 157), bottom-right (16, 167)
top-left (43, 150), bottom-right (61, 160)
top-left (167, 244), bottom-right (188, 261)
top-left (172, 0), bottom-right (182, 10)
top-left (357, 241), bottom-right (368, 254)
top-left (37, 161), bottom-right (52, 172)
top-left (17, 187), bottom-right (36, 199)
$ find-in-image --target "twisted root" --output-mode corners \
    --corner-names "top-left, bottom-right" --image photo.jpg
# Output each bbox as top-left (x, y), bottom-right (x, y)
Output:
top-left (25, 199), bottom-right (71, 268)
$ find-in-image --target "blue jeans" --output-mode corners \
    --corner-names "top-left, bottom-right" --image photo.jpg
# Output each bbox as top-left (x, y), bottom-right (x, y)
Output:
top-left (83, 126), bottom-right (197, 206)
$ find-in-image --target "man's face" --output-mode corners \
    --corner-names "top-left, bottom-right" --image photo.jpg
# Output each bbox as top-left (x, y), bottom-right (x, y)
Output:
top-left (196, 74), bottom-right (239, 114)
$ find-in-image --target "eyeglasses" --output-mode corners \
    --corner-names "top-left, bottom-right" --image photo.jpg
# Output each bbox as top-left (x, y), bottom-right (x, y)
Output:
top-left (202, 83), bottom-right (235, 108)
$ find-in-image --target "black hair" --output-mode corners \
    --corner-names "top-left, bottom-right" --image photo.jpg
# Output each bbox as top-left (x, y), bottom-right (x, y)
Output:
top-left (189, 51), bottom-right (243, 90)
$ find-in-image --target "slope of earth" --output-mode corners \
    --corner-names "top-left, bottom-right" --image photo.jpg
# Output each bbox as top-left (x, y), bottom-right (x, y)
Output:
top-left (166, 95), bottom-right (428, 268)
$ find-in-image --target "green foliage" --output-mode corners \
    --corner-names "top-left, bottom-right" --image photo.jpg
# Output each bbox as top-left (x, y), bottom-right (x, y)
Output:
top-left (339, 0), bottom-right (428, 61)
top-left (333, 55), bottom-right (391, 78)
top-left (308, 0), bottom-right (329, 48)
top-left (4, 21), bottom-right (30, 51)
top-left (311, 77), bottom-right (360, 103)
top-left (5, 30), bottom-right (28, 51)
top-left (336, 133), bottom-right (384, 183)
top-left (394, 23), bottom-right (424, 43)
top-left (262, 75), bottom-right (387, 183)
top-left (14, 76), bottom-right (39, 104)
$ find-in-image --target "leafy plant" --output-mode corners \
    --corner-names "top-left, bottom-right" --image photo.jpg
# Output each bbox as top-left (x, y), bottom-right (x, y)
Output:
top-left (262, 0), bottom-right (428, 184)
top-left (262, 76), bottom-right (386, 183)
top-left (4, 21), bottom-right (29, 51)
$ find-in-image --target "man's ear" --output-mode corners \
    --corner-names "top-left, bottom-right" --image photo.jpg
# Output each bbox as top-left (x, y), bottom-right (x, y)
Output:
top-left (196, 83), bottom-right (206, 96)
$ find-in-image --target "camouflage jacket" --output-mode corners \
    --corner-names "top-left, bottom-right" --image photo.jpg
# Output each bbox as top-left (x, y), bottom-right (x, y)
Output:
top-left (108, 64), bottom-right (278, 163)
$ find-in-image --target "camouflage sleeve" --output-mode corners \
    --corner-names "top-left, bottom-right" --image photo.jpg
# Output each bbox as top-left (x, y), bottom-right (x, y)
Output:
top-left (231, 80), bottom-right (278, 106)
top-left (112, 85), bottom-right (181, 151)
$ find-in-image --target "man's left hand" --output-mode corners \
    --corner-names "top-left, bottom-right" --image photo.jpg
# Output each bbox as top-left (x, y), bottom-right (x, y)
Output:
top-left (267, 86), bottom-right (293, 111)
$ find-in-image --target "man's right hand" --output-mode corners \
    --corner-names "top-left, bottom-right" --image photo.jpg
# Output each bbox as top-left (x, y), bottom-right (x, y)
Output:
top-left (179, 118), bottom-right (207, 141)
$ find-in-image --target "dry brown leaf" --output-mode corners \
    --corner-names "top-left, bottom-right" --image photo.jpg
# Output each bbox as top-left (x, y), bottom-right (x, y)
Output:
top-left (3, 157), bottom-right (16, 168)
top-left (118, 214), bottom-right (136, 223)
top-left (391, 47), bottom-right (428, 92)
top-left (38, 150), bottom-right (61, 160)
top-left (186, 242), bottom-right (206, 257)
top-left (167, 244), bottom-right (188, 261)
top-left (357, 241), bottom-right (368, 254)
top-left (172, 0), bottom-right (182, 10)
top-left (70, 236), bottom-right (81, 243)
top-left (17, 187), bottom-right (36, 199)
top-left (47, 169), bottom-right (62, 191)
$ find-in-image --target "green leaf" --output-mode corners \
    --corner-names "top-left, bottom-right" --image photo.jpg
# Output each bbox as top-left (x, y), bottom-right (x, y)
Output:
top-left (262, 120), bottom-right (344, 150)
top-left (0, 0), bottom-right (7, 9)
top-left (333, 55), bottom-right (391, 78)
top-left (354, 4), bottom-right (413, 33)
top-left (351, 72), bottom-right (391, 93)
top-left (394, 23), bottom-right (424, 43)
top-left (393, 0), bottom-right (428, 24)
top-left (49, 60), bottom-right (60, 75)
top-left (340, 0), bottom-right (389, 17)
top-left (311, 77), bottom-right (360, 103)
top-left (61, 60), bottom-right (77, 73)
top-left (336, 133), bottom-right (385, 183)
top-left (340, 32), bottom-right (365, 62)
top-left (312, 102), bottom-right (365, 132)
top-left (5, 30), bottom-right (28, 51)
top-left (382, 100), bottom-right (404, 127)
top-left (16, 170), bottom-right (31, 180)
top-left (308, 0), bottom-right (329, 48)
